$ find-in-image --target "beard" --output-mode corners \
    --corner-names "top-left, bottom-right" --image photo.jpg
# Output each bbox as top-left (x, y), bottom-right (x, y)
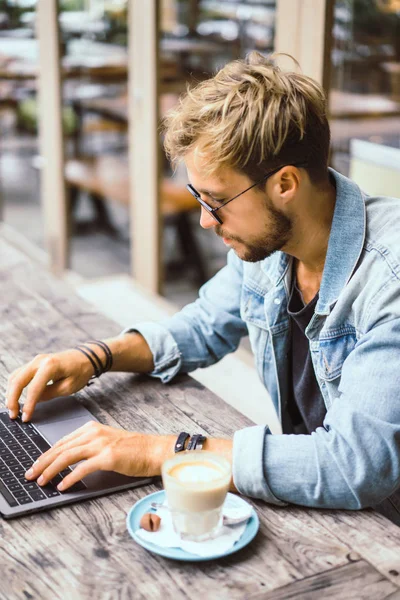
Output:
top-left (216, 202), bottom-right (292, 263)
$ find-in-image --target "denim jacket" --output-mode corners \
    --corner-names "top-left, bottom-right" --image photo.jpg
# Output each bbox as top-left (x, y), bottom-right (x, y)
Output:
top-left (125, 168), bottom-right (400, 513)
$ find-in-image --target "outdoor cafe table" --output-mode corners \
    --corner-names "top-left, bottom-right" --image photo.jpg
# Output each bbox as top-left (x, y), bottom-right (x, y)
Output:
top-left (2, 230), bottom-right (400, 599)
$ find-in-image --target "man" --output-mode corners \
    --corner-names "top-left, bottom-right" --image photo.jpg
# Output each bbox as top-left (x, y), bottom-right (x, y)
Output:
top-left (6, 52), bottom-right (400, 523)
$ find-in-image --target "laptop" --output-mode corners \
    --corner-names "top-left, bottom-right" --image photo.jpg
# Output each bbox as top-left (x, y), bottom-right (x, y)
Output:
top-left (0, 395), bottom-right (154, 519)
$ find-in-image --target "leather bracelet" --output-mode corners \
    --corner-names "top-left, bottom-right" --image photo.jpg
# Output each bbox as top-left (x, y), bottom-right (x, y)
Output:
top-left (76, 344), bottom-right (104, 377)
top-left (87, 340), bottom-right (113, 372)
top-left (187, 434), bottom-right (207, 451)
top-left (174, 432), bottom-right (190, 453)
top-left (74, 346), bottom-right (102, 379)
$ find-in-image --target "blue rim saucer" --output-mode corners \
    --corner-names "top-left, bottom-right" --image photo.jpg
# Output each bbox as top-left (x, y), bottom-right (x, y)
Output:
top-left (126, 490), bottom-right (259, 562)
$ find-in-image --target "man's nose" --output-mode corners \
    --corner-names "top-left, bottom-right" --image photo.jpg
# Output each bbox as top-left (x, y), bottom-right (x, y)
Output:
top-left (199, 207), bottom-right (217, 230)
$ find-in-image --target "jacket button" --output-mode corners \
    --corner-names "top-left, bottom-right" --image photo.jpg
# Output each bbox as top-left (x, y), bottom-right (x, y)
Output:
top-left (274, 298), bottom-right (280, 305)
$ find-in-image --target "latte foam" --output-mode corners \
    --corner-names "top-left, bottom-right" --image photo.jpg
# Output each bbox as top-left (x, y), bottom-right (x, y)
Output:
top-left (168, 461), bottom-right (224, 484)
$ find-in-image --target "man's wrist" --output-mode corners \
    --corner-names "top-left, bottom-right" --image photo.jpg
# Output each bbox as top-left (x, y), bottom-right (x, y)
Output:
top-left (148, 434), bottom-right (176, 475)
top-left (98, 333), bottom-right (154, 373)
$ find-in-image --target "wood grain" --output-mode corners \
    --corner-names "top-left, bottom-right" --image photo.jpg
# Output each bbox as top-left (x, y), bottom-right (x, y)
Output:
top-left (1, 232), bottom-right (400, 599)
top-left (249, 560), bottom-right (398, 600)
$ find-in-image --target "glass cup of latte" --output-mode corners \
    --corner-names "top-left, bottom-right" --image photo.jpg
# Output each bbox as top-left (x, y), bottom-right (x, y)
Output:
top-left (162, 451), bottom-right (232, 542)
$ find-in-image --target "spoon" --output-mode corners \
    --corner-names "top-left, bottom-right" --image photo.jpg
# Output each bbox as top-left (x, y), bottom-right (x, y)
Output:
top-left (150, 501), bottom-right (252, 526)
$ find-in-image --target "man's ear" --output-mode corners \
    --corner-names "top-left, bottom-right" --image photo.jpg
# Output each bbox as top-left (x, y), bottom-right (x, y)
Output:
top-left (279, 167), bottom-right (300, 200)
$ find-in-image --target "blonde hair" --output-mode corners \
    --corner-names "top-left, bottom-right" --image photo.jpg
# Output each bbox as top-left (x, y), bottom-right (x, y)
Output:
top-left (163, 52), bottom-right (330, 183)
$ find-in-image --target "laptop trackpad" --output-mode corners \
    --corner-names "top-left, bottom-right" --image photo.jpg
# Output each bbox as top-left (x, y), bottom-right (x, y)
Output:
top-left (30, 395), bottom-right (90, 425)
top-left (30, 396), bottom-right (95, 445)
top-left (36, 416), bottom-right (91, 446)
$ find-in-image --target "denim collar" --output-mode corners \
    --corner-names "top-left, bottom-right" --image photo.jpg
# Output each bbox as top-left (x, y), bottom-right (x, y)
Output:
top-left (260, 168), bottom-right (366, 315)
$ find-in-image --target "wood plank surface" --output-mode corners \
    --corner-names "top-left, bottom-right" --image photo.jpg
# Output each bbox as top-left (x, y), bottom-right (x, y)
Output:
top-left (1, 231), bottom-right (400, 599)
top-left (249, 559), bottom-right (398, 600)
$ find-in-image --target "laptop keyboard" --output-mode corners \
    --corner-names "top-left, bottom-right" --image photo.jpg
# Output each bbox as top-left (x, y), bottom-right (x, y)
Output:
top-left (0, 412), bottom-right (86, 508)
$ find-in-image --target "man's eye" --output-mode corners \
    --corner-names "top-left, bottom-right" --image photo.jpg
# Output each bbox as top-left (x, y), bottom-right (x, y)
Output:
top-left (200, 193), bottom-right (225, 208)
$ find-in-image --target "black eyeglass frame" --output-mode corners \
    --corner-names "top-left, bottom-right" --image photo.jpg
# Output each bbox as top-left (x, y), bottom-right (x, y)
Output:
top-left (186, 162), bottom-right (309, 224)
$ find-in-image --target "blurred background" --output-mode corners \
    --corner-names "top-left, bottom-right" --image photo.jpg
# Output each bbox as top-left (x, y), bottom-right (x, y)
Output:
top-left (0, 0), bottom-right (400, 308)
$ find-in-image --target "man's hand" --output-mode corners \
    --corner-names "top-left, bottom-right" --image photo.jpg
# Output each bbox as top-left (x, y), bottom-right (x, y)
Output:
top-left (24, 421), bottom-right (175, 491)
top-left (6, 333), bottom-right (154, 422)
top-left (6, 350), bottom-right (95, 421)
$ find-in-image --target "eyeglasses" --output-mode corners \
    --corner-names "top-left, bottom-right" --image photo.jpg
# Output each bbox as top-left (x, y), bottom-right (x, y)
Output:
top-left (186, 162), bottom-right (309, 224)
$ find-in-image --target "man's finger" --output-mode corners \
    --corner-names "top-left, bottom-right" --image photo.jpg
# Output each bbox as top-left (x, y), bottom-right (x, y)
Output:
top-left (28, 377), bottom-right (74, 407)
top-left (51, 430), bottom-right (87, 452)
top-left (57, 457), bottom-right (101, 491)
top-left (26, 431), bottom-right (88, 476)
top-left (52, 421), bottom-right (98, 450)
top-left (30, 446), bottom-right (88, 486)
top-left (5, 367), bottom-right (22, 413)
top-left (50, 420), bottom-right (101, 448)
top-left (7, 366), bottom-right (22, 386)
top-left (6, 365), bottom-right (37, 418)
top-left (22, 362), bottom-right (60, 421)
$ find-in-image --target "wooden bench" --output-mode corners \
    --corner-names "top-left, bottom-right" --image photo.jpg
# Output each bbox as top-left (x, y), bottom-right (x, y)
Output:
top-left (65, 155), bottom-right (207, 285)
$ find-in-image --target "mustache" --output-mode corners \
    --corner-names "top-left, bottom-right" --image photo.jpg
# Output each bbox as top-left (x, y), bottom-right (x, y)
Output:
top-left (215, 226), bottom-right (230, 239)
top-left (215, 228), bottom-right (243, 244)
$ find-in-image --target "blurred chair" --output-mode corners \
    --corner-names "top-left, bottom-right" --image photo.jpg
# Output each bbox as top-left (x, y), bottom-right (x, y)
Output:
top-left (16, 94), bottom-right (126, 156)
top-left (65, 155), bottom-right (208, 285)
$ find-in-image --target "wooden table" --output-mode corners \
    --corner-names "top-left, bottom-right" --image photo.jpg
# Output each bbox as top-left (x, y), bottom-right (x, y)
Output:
top-left (0, 38), bottom-right (129, 82)
top-left (2, 230), bottom-right (400, 599)
top-left (70, 85), bottom-right (188, 130)
top-left (73, 94), bottom-right (130, 126)
top-left (329, 89), bottom-right (400, 120)
top-left (0, 57), bottom-right (128, 83)
top-left (0, 37), bottom-right (183, 84)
